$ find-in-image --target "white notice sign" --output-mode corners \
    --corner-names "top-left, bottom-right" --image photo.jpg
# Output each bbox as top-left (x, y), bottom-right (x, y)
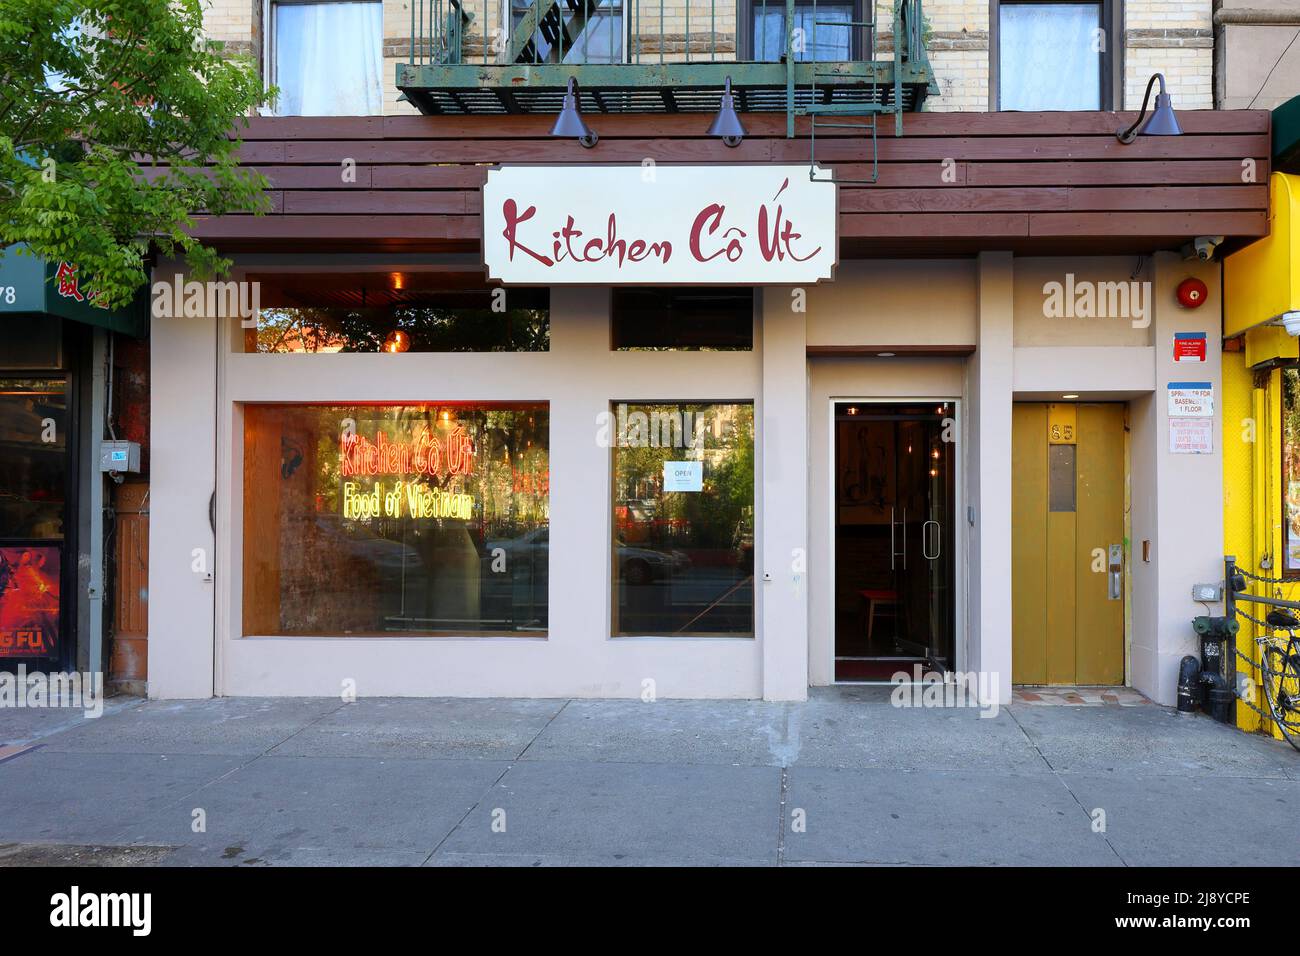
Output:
top-left (1168, 381), bottom-right (1214, 417)
top-left (482, 165), bottom-right (838, 285)
top-left (1169, 417), bottom-right (1214, 455)
top-left (663, 461), bottom-right (703, 492)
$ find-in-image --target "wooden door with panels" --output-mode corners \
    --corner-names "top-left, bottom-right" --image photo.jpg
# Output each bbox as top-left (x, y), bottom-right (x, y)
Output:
top-left (1012, 403), bottom-right (1126, 685)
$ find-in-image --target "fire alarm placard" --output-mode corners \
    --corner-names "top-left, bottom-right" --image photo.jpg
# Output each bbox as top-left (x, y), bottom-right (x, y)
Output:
top-left (1173, 332), bottom-right (1207, 363)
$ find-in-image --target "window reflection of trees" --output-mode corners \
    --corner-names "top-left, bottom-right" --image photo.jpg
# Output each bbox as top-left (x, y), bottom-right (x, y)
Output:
top-left (253, 304), bottom-right (549, 353)
top-left (612, 402), bottom-right (755, 636)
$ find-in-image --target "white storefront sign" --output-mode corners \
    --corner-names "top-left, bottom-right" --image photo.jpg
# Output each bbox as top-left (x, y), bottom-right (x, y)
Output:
top-left (482, 164), bottom-right (838, 284)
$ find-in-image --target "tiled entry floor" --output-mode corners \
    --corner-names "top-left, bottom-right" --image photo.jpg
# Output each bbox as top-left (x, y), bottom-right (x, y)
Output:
top-left (1014, 686), bottom-right (1151, 706)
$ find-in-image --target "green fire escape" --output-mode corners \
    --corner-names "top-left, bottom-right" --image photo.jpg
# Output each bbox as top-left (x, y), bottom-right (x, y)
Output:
top-left (397, 0), bottom-right (934, 159)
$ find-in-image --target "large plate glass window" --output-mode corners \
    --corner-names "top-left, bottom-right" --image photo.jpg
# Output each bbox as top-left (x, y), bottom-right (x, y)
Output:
top-left (271, 1), bottom-right (383, 115)
top-left (610, 401), bottom-right (754, 636)
top-left (242, 402), bottom-right (549, 635)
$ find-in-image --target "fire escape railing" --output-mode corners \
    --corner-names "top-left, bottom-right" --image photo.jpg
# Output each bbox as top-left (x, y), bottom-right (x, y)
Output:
top-left (398, 0), bottom-right (933, 142)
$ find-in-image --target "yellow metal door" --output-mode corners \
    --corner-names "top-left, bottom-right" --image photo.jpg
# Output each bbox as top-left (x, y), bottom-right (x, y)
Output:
top-left (1012, 403), bottom-right (1125, 685)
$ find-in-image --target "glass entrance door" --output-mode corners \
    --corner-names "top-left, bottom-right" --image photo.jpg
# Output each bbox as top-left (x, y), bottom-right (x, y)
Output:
top-left (833, 401), bottom-right (955, 682)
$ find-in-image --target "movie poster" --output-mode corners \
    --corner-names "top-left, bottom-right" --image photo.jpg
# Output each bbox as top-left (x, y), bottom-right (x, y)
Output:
top-left (0, 545), bottom-right (60, 658)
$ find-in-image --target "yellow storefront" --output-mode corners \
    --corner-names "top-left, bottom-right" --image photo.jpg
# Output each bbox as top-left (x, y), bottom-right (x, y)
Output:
top-left (1223, 167), bottom-right (1300, 739)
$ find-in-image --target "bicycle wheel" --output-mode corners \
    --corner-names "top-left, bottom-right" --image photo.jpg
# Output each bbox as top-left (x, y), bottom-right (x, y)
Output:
top-left (1260, 635), bottom-right (1300, 751)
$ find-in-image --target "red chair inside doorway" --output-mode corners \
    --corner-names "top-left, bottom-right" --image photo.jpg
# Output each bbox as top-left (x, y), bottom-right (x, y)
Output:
top-left (858, 588), bottom-right (898, 643)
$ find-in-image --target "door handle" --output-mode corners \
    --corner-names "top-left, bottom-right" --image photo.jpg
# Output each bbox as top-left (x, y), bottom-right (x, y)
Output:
top-left (923, 520), bottom-right (940, 560)
top-left (1107, 543), bottom-right (1123, 600)
top-left (890, 507), bottom-right (907, 571)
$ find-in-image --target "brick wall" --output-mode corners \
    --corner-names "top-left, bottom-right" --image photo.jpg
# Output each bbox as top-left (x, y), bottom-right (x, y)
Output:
top-left (920, 0), bottom-right (990, 111)
top-left (1124, 0), bottom-right (1213, 110)
top-left (202, 0), bottom-right (259, 58)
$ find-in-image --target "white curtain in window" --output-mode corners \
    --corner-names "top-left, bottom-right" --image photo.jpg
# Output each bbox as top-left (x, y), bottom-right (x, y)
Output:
top-left (275, 2), bottom-right (383, 116)
top-left (1000, 3), bottom-right (1102, 111)
top-left (754, 6), bottom-right (853, 62)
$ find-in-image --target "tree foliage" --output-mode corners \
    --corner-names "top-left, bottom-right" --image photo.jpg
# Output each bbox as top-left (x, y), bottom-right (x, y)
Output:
top-left (0, 0), bottom-right (270, 307)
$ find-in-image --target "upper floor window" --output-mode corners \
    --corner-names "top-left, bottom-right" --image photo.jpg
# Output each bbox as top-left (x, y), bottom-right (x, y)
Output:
top-left (270, 0), bottom-right (383, 115)
top-left (750, 0), bottom-right (858, 61)
top-left (996, 1), bottom-right (1111, 111)
top-left (510, 0), bottom-right (624, 64)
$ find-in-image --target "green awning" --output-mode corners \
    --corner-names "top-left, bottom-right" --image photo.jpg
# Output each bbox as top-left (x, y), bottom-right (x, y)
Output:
top-left (1276, 94), bottom-right (1300, 175)
top-left (0, 245), bottom-right (148, 337)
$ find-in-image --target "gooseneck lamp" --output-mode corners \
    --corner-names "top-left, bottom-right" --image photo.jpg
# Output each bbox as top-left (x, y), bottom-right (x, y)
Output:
top-left (1116, 73), bottom-right (1183, 144)
top-left (551, 77), bottom-right (598, 149)
top-left (707, 76), bottom-right (747, 148)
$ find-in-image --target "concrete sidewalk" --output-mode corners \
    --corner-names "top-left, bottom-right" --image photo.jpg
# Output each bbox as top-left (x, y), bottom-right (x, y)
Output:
top-left (0, 687), bottom-right (1296, 867)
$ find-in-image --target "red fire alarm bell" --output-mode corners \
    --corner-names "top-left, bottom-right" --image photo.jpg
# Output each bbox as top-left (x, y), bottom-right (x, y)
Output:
top-left (1177, 277), bottom-right (1208, 308)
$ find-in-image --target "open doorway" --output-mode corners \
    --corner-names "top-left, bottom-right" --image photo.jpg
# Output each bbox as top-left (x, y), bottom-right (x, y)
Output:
top-left (833, 401), bottom-right (956, 682)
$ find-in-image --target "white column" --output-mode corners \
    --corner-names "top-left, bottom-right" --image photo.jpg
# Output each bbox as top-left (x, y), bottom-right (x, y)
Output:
top-left (969, 252), bottom-right (1015, 703)
top-left (1129, 252), bottom-right (1225, 704)
top-left (146, 262), bottom-right (217, 698)
top-left (760, 290), bottom-right (809, 701)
